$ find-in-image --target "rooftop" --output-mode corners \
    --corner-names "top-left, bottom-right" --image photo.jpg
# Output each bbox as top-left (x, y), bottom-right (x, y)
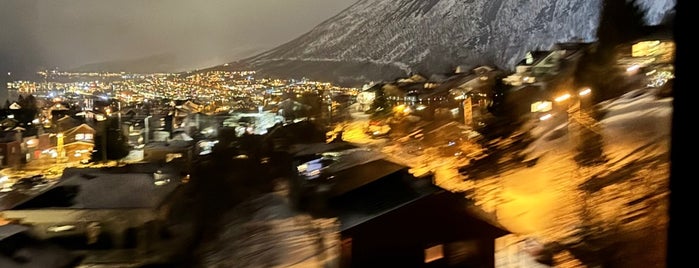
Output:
top-left (12, 169), bottom-right (181, 210)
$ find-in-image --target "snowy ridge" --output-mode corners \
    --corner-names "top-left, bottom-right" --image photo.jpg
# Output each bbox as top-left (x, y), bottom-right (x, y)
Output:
top-left (244, 0), bottom-right (675, 85)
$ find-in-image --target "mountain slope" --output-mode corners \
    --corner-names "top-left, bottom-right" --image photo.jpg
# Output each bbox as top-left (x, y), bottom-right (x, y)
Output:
top-left (243, 0), bottom-right (674, 86)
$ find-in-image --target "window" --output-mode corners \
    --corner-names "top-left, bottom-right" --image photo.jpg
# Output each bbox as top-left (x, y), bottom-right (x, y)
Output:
top-left (166, 153), bottom-right (183, 162)
top-left (425, 244), bottom-right (444, 263)
top-left (75, 133), bottom-right (94, 141)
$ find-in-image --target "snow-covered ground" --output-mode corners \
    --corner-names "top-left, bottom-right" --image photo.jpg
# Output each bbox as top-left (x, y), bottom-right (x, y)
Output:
top-left (337, 85), bottom-right (671, 267)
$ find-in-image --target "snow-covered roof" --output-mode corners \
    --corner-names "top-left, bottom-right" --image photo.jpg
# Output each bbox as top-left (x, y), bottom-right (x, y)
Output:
top-left (13, 171), bottom-right (181, 209)
top-left (288, 141), bottom-right (357, 157)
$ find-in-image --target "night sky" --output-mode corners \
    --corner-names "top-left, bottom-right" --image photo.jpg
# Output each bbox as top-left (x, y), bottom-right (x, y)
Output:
top-left (0, 0), bottom-right (355, 76)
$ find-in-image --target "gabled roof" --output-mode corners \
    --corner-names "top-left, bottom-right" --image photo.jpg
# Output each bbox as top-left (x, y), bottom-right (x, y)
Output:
top-left (8, 102), bottom-right (21, 110)
top-left (63, 123), bottom-right (95, 136)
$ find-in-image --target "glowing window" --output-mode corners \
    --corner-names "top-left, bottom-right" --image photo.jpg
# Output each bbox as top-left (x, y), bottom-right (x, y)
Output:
top-left (425, 244), bottom-right (444, 263)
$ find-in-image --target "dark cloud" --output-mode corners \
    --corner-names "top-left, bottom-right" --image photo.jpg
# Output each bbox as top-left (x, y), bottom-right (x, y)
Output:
top-left (1, 0), bottom-right (355, 73)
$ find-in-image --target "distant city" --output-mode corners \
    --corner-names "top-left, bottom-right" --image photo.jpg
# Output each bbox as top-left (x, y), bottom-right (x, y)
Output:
top-left (7, 69), bottom-right (357, 114)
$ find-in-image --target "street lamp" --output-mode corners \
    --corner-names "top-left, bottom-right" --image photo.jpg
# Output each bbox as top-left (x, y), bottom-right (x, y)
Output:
top-left (56, 133), bottom-right (64, 164)
top-left (554, 87), bottom-right (594, 144)
top-left (553, 88), bottom-right (592, 114)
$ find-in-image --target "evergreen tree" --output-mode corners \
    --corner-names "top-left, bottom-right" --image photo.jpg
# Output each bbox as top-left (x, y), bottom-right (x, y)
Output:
top-left (16, 95), bottom-right (25, 108)
top-left (90, 117), bottom-right (130, 162)
top-left (369, 87), bottom-right (390, 119)
top-left (574, 0), bottom-right (648, 103)
top-left (24, 94), bottom-right (38, 111)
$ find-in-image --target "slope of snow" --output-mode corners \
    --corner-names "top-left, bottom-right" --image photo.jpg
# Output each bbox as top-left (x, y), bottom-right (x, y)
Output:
top-left (338, 84), bottom-right (671, 266)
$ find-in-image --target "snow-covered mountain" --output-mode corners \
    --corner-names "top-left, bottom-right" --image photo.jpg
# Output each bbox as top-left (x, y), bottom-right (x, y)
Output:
top-left (243, 0), bottom-right (675, 86)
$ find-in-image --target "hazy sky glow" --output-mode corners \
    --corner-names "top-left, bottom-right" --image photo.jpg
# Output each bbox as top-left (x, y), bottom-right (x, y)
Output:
top-left (0, 0), bottom-right (355, 73)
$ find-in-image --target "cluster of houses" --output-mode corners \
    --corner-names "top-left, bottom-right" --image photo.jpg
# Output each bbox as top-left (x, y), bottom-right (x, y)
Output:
top-left (0, 97), bottom-right (214, 170)
top-left (356, 30), bottom-right (674, 134)
top-left (354, 41), bottom-right (596, 132)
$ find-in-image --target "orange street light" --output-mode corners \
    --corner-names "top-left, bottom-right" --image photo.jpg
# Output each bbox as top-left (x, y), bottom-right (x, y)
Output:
top-left (578, 87), bottom-right (592, 97)
top-left (554, 93), bottom-right (572, 103)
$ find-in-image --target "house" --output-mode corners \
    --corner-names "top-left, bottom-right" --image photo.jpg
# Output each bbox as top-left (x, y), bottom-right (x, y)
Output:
top-left (46, 123), bottom-right (95, 163)
top-left (288, 143), bottom-right (510, 267)
top-left (22, 133), bottom-right (51, 161)
top-left (377, 66), bottom-right (501, 124)
top-left (0, 167), bottom-right (186, 267)
top-left (50, 105), bottom-right (72, 123)
top-left (142, 140), bottom-right (194, 171)
top-left (431, 66), bottom-right (502, 124)
top-left (171, 99), bottom-right (202, 131)
top-left (0, 117), bottom-right (19, 130)
top-left (54, 123), bottom-right (96, 145)
top-left (502, 51), bottom-right (551, 86)
top-left (334, 179), bottom-right (510, 267)
top-left (53, 114), bottom-right (83, 133)
top-left (288, 142), bottom-right (390, 209)
top-left (0, 134), bottom-right (22, 168)
top-left (617, 30), bottom-right (675, 74)
top-left (499, 42), bottom-right (594, 122)
top-left (503, 42), bottom-right (592, 87)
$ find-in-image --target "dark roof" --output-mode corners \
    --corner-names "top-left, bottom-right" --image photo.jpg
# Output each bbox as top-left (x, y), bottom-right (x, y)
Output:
top-left (0, 190), bottom-right (37, 211)
top-left (325, 158), bottom-right (408, 197)
top-left (553, 42), bottom-right (594, 51)
top-left (328, 174), bottom-right (436, 231)
top-left (327, 173), bottom-right (510, 238)
top-left (11, 169), bottom-right (181, 210)
top-left (0, 224), bottom-right (29, 241)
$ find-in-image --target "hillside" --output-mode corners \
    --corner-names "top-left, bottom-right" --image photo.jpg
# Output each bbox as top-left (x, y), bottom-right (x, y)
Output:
top-left (240, 0), bottom-right (675, 86)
